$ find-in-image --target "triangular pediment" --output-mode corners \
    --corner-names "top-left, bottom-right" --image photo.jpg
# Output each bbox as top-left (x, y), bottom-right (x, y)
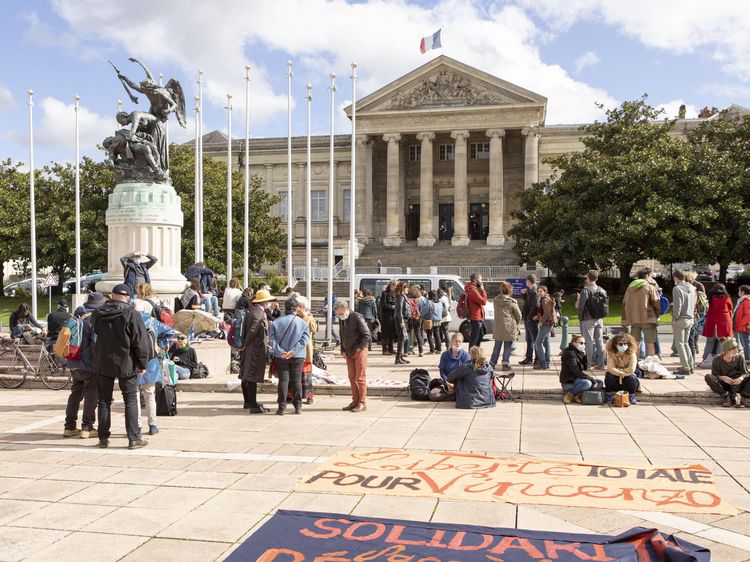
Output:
top-left (346, 56), bottom-right (546, 116)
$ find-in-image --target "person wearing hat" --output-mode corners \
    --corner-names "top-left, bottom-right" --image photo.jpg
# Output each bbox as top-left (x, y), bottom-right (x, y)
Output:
top-left (47, 298), bottom-right (72, 349)
top-left (269, 295), bottom-right (310, 415)
top-left (91, 284), bottom-right (151, 449)
top-left (336, 298), bottom-right (371, 413)
top-left (63, 292), bottom-right (106, 439)
top-left (705, 338), bottom-right (750, 408)
top-left (239, 288), bottom-right (275, 413)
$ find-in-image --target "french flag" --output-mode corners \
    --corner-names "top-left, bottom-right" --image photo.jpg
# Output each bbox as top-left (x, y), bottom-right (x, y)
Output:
top-left (420, 29), bottom-right (442, 54)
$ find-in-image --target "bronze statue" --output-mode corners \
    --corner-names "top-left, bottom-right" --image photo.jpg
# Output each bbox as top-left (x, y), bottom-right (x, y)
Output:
top-left (102, 58), bottom-right (186, 184)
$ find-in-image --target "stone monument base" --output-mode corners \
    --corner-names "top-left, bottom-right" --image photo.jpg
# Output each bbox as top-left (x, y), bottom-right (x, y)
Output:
top-left (96, 182), bottom-right (187, 297)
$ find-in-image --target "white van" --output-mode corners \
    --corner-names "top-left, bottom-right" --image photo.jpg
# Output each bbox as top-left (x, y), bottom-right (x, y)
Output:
top-left (354, 273), bottom-right (493, 341)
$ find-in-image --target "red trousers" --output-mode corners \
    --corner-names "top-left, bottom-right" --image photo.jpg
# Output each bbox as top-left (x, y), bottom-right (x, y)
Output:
top-left (345, 348), bottom-right (368, 405)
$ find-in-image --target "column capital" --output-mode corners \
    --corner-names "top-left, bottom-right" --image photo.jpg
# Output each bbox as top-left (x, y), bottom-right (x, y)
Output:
top-left (265, 163), bottom-right (274, 169)
top-left (486, 128), bottom-right (506, 139)
top-left (450, 130), bottom-right (470, 141)
top-left (416, 131), bottom-right (435, 142)
top-left (382, 133), bottom-right (401, 143)
top-left (521, 127), bottom-right (540, 137)
top-left (355, 134), bottom-right (369, 145)
top-left (295, 162), bottom-right (306, 169)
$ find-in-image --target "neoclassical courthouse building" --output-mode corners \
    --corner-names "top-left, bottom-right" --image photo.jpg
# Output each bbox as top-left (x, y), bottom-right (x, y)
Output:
top-left (198, 56), bottom-right (706, 271)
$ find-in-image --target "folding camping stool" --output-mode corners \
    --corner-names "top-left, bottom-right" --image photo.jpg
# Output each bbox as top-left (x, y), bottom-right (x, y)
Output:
top-left (495, 371), bottom-right (517, 402)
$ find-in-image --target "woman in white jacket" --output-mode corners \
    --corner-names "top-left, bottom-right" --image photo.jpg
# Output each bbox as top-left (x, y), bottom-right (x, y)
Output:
top-left (439, 287), bottom-right (453, 347)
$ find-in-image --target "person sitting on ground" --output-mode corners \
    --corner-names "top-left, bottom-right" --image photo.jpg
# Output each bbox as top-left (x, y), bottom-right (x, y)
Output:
top-left (705, 338), bottom-right (749, 408)
top-left (222, 277), bottom-right (243, 321)
top-left (446, 345), bottom-right (496, 410)
top-left (560, 334), bottom-right (603, 404)
top-left (621, 267), bottom-right (661, 358)
top-left (9, 303), bottom-right (44, 341)
top-left (178, 278), bottom-right (202, 311)
top-left (184, 262), bottom-right (220, 316)
top-left (604, 333), bottom-right (640, 405)
top-left (702, 283), bottom-right (734, 362)
top-left (168, 334), bottom-right (199, 380)
top-left (121, 251), bottom-right (157, 296)
top-left (491, 281), bottom-right (522, 371)
top-left (439, 333), bottom-right (470, 381)
top-left (735, 285), bottom-right (750, 362)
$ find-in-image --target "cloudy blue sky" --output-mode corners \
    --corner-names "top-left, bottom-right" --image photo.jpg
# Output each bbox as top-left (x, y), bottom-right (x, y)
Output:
top-left (1, 0), bottom-right (748, 167)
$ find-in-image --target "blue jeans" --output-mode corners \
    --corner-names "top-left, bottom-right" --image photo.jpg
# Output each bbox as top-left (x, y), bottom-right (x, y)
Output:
top-left (523, 319), bottom-right (538, 362)
top-left (490, 341), bottom-right (513, 367)
top-left (534, 324), bottom-right (553, 368)
top-left (739, 332), bottom-right (750, 362)
top-left (175, 365), bottom-right (191, 380)
top-left (703, 336), bottom-right (719, 360)
top-left (202, 294), bottom-right (220, 316)
top-left (562, 378), bottom-right (602, 397)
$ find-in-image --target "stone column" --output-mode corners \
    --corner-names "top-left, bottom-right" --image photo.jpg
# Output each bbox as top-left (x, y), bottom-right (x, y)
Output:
top-left (355, 135), bottom-right (369, 242)
top-left (486, 129), bottom-right (505, 246)
top-left (364, 139), bottom-right (373, 241)
top-left (416, 131), bottom-right (436, 246)
top-left (451, 130), bottom-right (470, 246)
top-left (522, 127), bottom-right (539, 190)
top-left (264, 164), bottom-right (274, 192)
top-left (383, 133), bottom-right (403, 247)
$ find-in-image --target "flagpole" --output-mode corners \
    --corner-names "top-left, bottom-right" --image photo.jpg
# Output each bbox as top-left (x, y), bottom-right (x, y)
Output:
top-left (349, 63), bottom-right (357, 306)
top-left (243, 64), bottom-right (251, 288)
top-left (74, 95), bottom-right (81, 301)
top-left (326, 73), bottom-right (336, 342)
top-left (305, 83), bottom-right (312, 300)
top-left (226, 93), bottom-right (233, 282)
top-left (194, 95), bottom-right (201, 263)
top-left (28, 90), bottom-right (37, 319)
top-left (197, 69), bottom-right (204, 262)
top-left (286, 61), bottom-right (293, 287)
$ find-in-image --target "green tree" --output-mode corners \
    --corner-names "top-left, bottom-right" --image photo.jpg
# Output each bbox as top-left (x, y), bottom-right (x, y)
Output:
top-left (687, 112), bottom-right (750, 282)
top-left (0, 160), bottom-right (31, 296)
top-left (510, 97), bottom-right (704, 288)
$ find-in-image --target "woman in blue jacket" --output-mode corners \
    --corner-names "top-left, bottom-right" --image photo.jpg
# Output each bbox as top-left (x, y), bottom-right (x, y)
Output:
top-left (138, 312), bottom-right (175, 436)
top-left (446, 346), bottom-right (496, 409)
top-left (438, 333), bottom-right (470, 381)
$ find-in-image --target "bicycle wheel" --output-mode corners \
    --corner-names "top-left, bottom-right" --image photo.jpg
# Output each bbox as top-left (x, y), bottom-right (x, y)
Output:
top-left (0, 350), bottom-right (27, 389)
top-left (39, 353), bottom-right (71, 390)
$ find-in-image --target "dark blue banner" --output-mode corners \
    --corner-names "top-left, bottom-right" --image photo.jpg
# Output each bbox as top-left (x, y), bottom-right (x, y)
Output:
top-left (227, 509), bottom-right (710, 562)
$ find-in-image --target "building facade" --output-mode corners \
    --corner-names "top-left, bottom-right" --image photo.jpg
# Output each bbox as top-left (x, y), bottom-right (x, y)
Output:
top-left (199, 55), bottom-right (705, 271)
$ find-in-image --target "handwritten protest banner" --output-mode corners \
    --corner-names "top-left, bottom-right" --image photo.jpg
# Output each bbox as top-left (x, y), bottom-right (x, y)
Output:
top-left (298, 449), bottom-right (737, 515)
top-left (226, 510), bottom-right (711, 562)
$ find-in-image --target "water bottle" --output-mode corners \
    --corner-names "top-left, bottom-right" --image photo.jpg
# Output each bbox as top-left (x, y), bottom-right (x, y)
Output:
top-left (189, 326), bottom-right (195, 342)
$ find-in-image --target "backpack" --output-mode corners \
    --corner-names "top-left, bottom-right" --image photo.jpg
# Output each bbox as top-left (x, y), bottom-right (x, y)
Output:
top-left (190, 363), bottom-right (209, 379)
top-left (53, 316), bottom-right (85, 360)
top-left (456, 293), bottom-right (469, 319)
top-left (586, 288), bottom-right (609, 320)
top-left (408, 368), bottom-right (431, 401)
top-left (408, 297), bottom-right (420, 321)
top-left (228, 313), bottom-right (246, 350)
top-left (695, 291), bottom-right (709, 319)
top-left (146, 298), bottom-right (174, 328)
top-left (657, 290), bottom-right (670, 316)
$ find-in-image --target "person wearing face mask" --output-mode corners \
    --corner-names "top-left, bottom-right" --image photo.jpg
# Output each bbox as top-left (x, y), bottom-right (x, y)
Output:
top-left (705, 338), bottom-right (749, 408)
top-left (239, 289), bottom-right (275, 413)
top-left (439, 333), bottom-right (470, 382)
top-left (120, 251), bottom-right (158, 297)
top-left (604, 333), bottom-right (640, 405)
top-left (560, 335), bottom-right (602, 404)
top-left (336, 299), bottom-right (371, 413)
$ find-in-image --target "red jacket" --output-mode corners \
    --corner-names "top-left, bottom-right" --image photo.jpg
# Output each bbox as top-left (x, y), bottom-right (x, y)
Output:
top-left (464, 282), bottom-right (487, 321)
top-left (702, 294), bottom-right (733, 338)
top-left (735, 297), bottom-right (750, 334)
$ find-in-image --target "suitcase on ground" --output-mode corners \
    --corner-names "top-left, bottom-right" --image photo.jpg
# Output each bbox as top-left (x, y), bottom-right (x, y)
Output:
top-left (156, 381), bottom-right (178, 416)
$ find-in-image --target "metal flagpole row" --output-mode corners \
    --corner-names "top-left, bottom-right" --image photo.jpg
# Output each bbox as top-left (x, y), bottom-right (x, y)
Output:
top-left (305, 83), bottom-right (313, 300)
top-left (74, 95), bottom-right (81, 303)
top-left (286, 62), bottom-right (293, 288)
top-left (197, 70), bottom-right (204, 263)
top-left (243, 65), bottom-right (251, 288)
top-left (349, 64), bottom-right (357, 306)
top-left (28, 90), bottom-right (37, 319)
top-left (326, 74), bottom-right (336, 341)
top-left (226, 94), bottom-right (233, 281)
top-left (194, 95), bottom-right (201, 263)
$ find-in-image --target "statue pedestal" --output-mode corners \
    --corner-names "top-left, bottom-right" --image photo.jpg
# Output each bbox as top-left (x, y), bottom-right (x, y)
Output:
top-left (96, 182), bottom-right (187, 296)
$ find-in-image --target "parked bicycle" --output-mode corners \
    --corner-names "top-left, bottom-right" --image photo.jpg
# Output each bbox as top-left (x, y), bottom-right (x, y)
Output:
top-left (0, 337), bottom-right (71, 390)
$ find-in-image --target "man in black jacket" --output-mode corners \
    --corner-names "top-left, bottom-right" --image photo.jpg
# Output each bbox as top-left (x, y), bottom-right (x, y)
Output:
top-left (519, 274), bottom-right (539, 366)
top-left (560, 335), bottom-right (602, 404)
top-left (336, 299), bottom-right (371, 413)
top-left (47, 299), bottom-right (72, 345)
top-left (92, 284), bottom-right (151, 449)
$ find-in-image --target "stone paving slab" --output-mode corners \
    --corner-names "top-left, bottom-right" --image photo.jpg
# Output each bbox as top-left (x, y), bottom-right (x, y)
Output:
top-left (1, 389), bottom-right (750, 560)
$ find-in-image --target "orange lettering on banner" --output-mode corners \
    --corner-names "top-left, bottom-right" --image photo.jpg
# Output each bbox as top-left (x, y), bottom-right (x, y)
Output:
top-left (444, 531), bottom-right (494, 551)
top-left (301, 518), bottom-right (351, 539)
top-left (312, 551), bottom-right (353, 562)
top-left (343, 522), bottom-right (387, 542)
top-left (542, 541), bottom-right (616, 561)
top-left (385, 525), bottom-right (428, 547)
top-left (489, 536), bottom-right (546, 558)
top-left (258, 548), bottom-right (306, 561)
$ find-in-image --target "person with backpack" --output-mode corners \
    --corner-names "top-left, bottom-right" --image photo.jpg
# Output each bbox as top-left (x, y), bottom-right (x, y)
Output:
top-left (735, 285), bottom-right (750, 362)
top-left (672, 270), bottom-right (697, 376)
top-left (120, 251), bottom-right (157, 296)
top-left (63, 292), bottom-right (106, 439)
top-left (577, 270), bottom-right (608, 370)
top-left (446, 346), bottom-right (496, 410)
top-left (337, 299), bottom-right (372, 413)
top-left (519, 274), bottom-right (539, 366)
top-left (269, 296), bottom-right (310, 415)
top-left (47, 299), bottom-right (71, 346)
top-left (491, 281), bottom-right (522, 371)
top-left (138, 311), bottom-right (175, 436)
top-left (222, 277), bottom-right (243, 321)
top-left (621, 267), bottom-right (661, 358)
top-left (702, 283), bottom-right (734, 364)
top-left (296, 296), bottom-right (317, 404)
top-left (239, 289), bottom-right (275, 413)
top-left (92, 284), bottom-right (151, 449)
top-left (406, 286), bottom-right (424, 357)
top-left (464, 273), bottom-right (487, 348)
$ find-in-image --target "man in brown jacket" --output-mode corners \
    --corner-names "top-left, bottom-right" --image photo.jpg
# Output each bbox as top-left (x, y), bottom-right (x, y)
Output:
top-left (621, 267), bottom-right (661, 357)
top-left (336, 299), bottom-right (372, 413)
top-left (533, 285), bottom-right (557, 370)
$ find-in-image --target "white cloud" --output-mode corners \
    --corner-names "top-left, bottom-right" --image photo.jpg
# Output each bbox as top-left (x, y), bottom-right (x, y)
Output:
top-left (51, 0), bottom-right (618, 126)
top-left (521, 0), bottom-right (750, 80)
top-left (0, 83), bottom-right (14, 111)
top-left (656, 99), bottom-right (698, 119)
top-left (574, 51), bottom-right (599, 73)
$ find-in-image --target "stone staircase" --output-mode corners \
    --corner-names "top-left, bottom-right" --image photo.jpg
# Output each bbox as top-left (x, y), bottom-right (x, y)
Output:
top-left (357, 241), bottom-right (520, 269)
